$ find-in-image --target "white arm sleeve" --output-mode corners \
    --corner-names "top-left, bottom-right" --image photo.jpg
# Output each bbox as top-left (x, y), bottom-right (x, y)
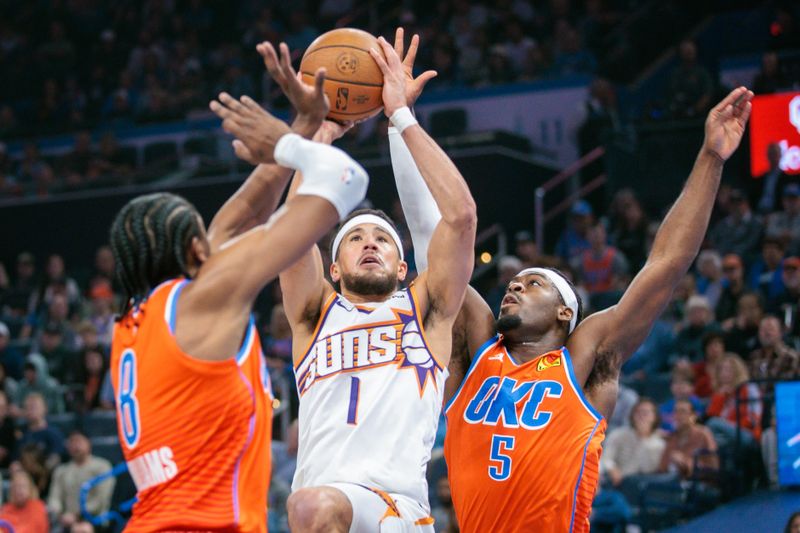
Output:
top-left (388, 126), bottom-right (442, 272)
top-left (275, 133), bottom-right (369, 220)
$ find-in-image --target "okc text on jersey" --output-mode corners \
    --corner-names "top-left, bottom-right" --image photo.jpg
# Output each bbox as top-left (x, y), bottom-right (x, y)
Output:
top-left (464, 376), bottom-right (563, 429)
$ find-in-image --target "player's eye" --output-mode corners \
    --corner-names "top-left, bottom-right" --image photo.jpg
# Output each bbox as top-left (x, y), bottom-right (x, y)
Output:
top-left (350, 235), bottom-right (361, 242)
top-left (377, 236), bottom-right (388, 243)
top-left (528, 280), bottom-right (540, 287)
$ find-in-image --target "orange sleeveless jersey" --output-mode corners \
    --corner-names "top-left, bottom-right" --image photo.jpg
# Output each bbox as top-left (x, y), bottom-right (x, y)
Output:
top-left (444, 336), bottom-right (606, 533)
top-left (111, 279), bottom-right (273, 532)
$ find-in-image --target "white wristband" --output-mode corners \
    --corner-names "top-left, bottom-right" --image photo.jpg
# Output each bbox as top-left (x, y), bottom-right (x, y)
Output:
top-left (274, 133), bottom-right (304, 169)
top-left (389, 107), bottom-right (418, 133)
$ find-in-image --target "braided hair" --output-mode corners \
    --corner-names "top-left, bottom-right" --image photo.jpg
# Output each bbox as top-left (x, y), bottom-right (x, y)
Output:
top-left (110, 192), bottom-right (204, 317)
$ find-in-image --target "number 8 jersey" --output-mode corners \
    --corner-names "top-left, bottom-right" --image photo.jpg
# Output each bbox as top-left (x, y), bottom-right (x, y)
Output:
top-left (110, 278), bottom-right (273, 532)
top-left (292, 287), bottom-right (447, 508)
top-left (444, 336), bottom-right (607, 533)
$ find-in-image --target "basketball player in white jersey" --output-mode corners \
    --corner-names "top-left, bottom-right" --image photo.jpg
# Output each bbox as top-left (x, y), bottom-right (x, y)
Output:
top-left (259, 32), bottom-right (475, 532)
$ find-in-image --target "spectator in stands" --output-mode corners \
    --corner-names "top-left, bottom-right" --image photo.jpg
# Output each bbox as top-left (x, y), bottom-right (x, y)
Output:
top-left (660, 367), bottom-right (705, 433)
top-left (67, 347), bottom-right (107, 413)
top-left (15, 442), bottom-right (50, 496)
top-left (0, 363), bottom-right (19, 406)
top-left (89, 245), bottom-right (117, 292)
top-left (607, 383), bottom-right (640, 432)
top-left (85, 279), bottom-right (115, 347)
top-left (0, 470), bottom-right (49, 533)
top-left (749, 237), bottom-right (786, 301)
top-left (694, 332), bottom-right (726, 398)
top-left (90, 133), bottom-right (134, 184)
top-left (722, 291), bottom-right (764, 357)
top-left (264, 304), bottom-right (292, 374)
top-left (15, 355), bottom-right (65, 415)
top-left (762, 404), bottom-right (778, 489)
top-left (47, 430), bottom-right (114, 531)
top-left (667, 39), bottom-right (713, 118)
top-left (16, 392), bottom-right (66, 468)
top-left (695, 250), bottom-right (724, 309)
top-left (749, 315), bottom-right (799, 382)
top-left (769, 256), bottom-right (800, 318)
top-left (3, 252), bottom-right (38, 322)
top-left (672, 295), bottom-right (719, 363)
top-left (486, 255), bottom-right (524, 316)
top-left (0, 321), bottom-right (23, 380)
top-left (753, 52), bottom-right (789, 95)
top-left (61, 131), bottom-right (93, 189)
top-left (33, 321), bottom-right (76, 382)
top-left (555, 200), bottom-right (593, 262)
top-left (503, 19), bottom-right (539, 77)
top-left (621, 317), bottom-right (674, 382)
top-left (753, 144), bottom-right (795, 214)
top-left (31, 254), bottom-right (81, 314)
top-left (716, 253), bottom-right (747, 322)
top-left (766, 184), bottom-right (800, 255)
top-left (662, 272), bottom-right (696, 326)
top-left (658, 399), bottom-right (718, 480)
top-left (610, 193), bottom-right (649, 272)
top-left (0, 390), bottom-right (16, 468)
top-left (706, 353), bottom-right (762, 443)
top-left (571, 221), bottom-right (629, 297)
top-left (75, 321), bottom-right (104, 355)
top-left (708, 189), bottom-right (763, 263)
top-left (601, 398), bottom-right (666, 487)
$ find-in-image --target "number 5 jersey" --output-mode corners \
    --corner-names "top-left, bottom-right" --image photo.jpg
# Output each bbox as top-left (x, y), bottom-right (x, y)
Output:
top-left (444, 336), bottom-right (607, 533)
top-left (110, 278), bottom-right (273, 532)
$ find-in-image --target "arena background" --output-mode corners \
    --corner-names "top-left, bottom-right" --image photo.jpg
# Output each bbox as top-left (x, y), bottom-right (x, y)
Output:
top-left (1, 1), bottom-right (799, 531)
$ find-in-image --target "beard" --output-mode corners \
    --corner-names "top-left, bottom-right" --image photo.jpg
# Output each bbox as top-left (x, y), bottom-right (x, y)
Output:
top-left (341, 270), bottom-right (398, 297)
top-left (496, 313), bottom-right (522, 333)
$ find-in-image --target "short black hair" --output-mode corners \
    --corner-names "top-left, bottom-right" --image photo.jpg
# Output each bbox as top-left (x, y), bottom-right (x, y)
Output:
top-left (110, 192), bottom-right (203, 317)
top-left (333, 208), bottom-right (399, 260)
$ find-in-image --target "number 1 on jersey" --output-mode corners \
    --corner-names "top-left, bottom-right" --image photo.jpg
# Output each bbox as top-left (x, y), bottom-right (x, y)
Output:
top-left (489, 435), bottom-right (515, 481)
top-left (347, 376), bottom-right (360, 425)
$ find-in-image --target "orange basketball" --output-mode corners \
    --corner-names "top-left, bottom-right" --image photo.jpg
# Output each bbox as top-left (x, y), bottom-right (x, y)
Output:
top-left (300, 28), bottom-right (384, 122)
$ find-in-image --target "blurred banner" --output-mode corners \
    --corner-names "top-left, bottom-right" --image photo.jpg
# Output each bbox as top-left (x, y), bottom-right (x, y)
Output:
top-left (776, 381), bottom-right (800, 486)
top-left (750, 91), bottom-right (800, 176)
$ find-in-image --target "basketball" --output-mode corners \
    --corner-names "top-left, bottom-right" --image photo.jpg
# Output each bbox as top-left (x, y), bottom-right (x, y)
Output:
top-left (300, 28), bottom-right (385, 122)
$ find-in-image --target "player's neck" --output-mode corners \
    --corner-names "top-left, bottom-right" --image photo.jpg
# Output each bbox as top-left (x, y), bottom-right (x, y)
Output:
top-left (504, 330), bottom-right (563, 364)
top-left (340, 288), bottom-right (394, 304)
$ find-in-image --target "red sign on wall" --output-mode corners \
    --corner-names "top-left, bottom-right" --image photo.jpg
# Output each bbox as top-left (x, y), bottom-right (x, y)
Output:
top-left (750, 91), bottom-right (800, 176)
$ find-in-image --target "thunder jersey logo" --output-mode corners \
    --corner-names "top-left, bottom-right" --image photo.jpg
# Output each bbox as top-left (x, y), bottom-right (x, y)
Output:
top-left (296, 303), bottom-right (441, 397)
top-left (463, 376), bottom-right (563, 429)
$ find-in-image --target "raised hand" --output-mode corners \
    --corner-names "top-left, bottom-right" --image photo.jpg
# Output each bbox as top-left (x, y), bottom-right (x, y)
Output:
top-left (313, 120), bottom-right (354, 146)
top-left (369, 36), bottom-right (410, 117)
top-left (209, 92), bottom-right (291, 164)
top-left (256, 41), bottom-right (329, 138)
top-left (703, 86), bottom-right (754, 162)
top-left (392, 27), bottom-right (437, 108)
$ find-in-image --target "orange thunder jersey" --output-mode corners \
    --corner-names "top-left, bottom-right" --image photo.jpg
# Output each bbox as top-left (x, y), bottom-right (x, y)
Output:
top-left (111, 279), bottom-right (273, 532)
top-left (444, 336), bottom-right (606, 533)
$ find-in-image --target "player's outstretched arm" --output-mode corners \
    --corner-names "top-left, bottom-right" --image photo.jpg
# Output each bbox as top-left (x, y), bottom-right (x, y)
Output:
top-left (569, 87), bottom-right (754, 382)
top-left (206, 44), bottom-right (330, 252)
top-left (278, 121), bottom-right (353, 343)
top-left (371, 36), bottom-right (477, 342)
top-left (386, 28), bottom-right (440, 272)
top-left (180, 112), bottom-right (368, 361)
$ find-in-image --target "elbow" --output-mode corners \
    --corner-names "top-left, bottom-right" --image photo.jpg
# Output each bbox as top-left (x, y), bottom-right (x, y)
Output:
top-left (447, 198), bottom-right (478, 231)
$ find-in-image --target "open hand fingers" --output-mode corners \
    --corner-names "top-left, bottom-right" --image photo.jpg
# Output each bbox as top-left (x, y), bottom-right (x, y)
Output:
top-left (404, 33), bottom-right (420, 69)
top-left (377, 36), bottom-right (403, 70)
top-left (393, 27), bottom-right (404, 58)
top-left (232, 139), bottom-right (257, 165)
top-left (713, 86), bottom-right (748, 116)
top-left (369, 46), bottom-right (391, 75)
top-left (257, 42), bottom-right (284, 80)
top-left (279, 43), bottom-right (297, 78)
top-left (219, 92), bottom-right (247, 114)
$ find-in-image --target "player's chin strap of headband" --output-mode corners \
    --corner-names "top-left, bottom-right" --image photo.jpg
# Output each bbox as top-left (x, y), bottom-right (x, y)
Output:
top-left (517, 268), bottom-right (579, 334)
top-left (331, 214), bottom-right (405, 261)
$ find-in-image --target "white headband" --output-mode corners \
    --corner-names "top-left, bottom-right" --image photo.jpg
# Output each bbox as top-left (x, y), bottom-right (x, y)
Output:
top-left (331, 214), bottom-right (404, 261)
top-left (517, 268), bottom-right (579, 333)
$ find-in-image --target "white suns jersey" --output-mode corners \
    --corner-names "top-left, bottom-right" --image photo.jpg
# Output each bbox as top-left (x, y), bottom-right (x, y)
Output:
top-left (292, 286), bottom-right (448, 507)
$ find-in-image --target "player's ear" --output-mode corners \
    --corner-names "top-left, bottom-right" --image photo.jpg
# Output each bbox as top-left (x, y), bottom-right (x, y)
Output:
top-left (397, 260), bottom-right (408, 282)
top-left (557, 305), bottom-right (573, 326)
top-left (188, 236), bottom-right (210, 268)
top-left (330, 261), bottom-right (341, 283)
